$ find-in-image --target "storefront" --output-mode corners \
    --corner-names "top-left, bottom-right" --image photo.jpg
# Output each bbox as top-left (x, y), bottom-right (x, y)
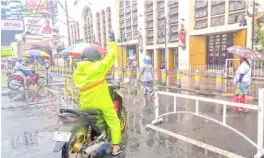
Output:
top-left (189, 29), bottom-right (247, 68)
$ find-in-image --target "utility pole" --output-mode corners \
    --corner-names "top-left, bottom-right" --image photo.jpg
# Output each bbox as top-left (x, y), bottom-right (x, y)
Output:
top-left (65, 0), bottom-right (71, 46)
top-left (164, 17), bottom-right (168, 70)
top-left (251, 0), bottom-right (255, 50)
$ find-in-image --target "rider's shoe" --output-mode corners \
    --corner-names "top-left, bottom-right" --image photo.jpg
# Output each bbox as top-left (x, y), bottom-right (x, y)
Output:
top-left (111, 147), bottom-right (125, 156)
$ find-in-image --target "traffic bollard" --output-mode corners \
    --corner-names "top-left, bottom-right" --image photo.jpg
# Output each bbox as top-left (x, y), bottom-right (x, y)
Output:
top-left (127, 67), bottom-right (131, 79)
top-left (176, 70), bottom-right (182, 88)
top-left (137, 68), bottom-right (140, 80)
top-left (194, 70), bottom-right (200, 90)
top-left (215, 71), bottom-right (223, 92)
top-left (162, 69), bottom-right (167, 85)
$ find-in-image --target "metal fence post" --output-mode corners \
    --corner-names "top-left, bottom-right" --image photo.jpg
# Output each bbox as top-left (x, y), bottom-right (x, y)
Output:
top-left (151, 92), bottom-right (163, 125)
top-left (176, 70), bottom-right (182, 88)
top-left (194, 70), bottom-right (200, 90)
top-left (216, 71), bottom-right (223, 92)
top-left (255, 88), bottom-right (264, 158)
top-left (162, 69), bottom-right (167, 85)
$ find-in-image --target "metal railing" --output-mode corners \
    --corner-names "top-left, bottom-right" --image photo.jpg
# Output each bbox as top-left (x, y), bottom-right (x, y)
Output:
top-left (225, 59), bottom-right (264, 80)
top-left (151, 89), bottom-right (264, 158)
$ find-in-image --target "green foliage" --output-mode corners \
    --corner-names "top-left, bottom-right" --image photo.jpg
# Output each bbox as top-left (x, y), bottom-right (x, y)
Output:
top-left (256, 28), bottom-right (264, 54)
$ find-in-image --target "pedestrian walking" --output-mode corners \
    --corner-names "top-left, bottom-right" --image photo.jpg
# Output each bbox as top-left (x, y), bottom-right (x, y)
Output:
top-left (233, 57), bottom-right (251, 112)
top-left (160, 62), bottom-right (165, 70)
top-left (138, 56), bottom-right (154, 97)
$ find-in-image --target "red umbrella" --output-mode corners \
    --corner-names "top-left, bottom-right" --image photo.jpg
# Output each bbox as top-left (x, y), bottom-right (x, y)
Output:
top-left (60, 43), bottom-right (107, 57)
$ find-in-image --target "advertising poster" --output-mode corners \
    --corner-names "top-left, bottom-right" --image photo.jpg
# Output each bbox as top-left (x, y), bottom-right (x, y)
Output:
top-left (21, 0), bottom-right (56, 17)
top-left (24, 17), bottom-right (53, 37)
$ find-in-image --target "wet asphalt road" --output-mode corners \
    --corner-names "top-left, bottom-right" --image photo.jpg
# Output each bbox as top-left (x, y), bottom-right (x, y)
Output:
top-left (1, 84), bottom-right (262, 158)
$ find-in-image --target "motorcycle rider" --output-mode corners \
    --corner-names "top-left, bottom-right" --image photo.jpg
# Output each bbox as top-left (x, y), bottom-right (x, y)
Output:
top-left (15, 58), bottom-right (34, 89)
top-left (73, 32), bottom-right (124, 156)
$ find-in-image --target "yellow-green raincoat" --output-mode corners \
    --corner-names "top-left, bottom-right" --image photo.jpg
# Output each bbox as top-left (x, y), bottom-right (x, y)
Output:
top-left (73, 41), bottom-right (121, 144)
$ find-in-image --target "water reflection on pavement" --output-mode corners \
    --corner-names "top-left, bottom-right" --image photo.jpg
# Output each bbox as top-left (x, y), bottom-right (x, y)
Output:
top-left (1, 85), bottom-right (259, 158)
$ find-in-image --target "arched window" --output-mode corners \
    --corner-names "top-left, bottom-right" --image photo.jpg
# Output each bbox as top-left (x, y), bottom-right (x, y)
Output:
top-left (96, 12), bottom-right (101, 45)
top-left (83, 8), bottom-right (94, 43)
top-left (101, 10), bottom-right (106, 48)
top-left (106, 7), bottom-right (111, 33)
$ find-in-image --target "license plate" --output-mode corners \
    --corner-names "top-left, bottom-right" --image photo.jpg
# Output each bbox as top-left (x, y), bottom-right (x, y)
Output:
top-left (53, 131), bottom-right (72, 142)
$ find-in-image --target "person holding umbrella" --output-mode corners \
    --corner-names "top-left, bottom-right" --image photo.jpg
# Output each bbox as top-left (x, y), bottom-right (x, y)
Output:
top-left (233, 57), bottom-right (252, 94)
top-left (227, 46), bottom-right (255, 112)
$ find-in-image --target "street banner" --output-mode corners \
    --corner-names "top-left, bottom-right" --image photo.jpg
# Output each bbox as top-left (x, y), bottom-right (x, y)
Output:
top-left (1, 20), bottom-right (23, 30)
top-left (20, 0), bottom-right (57, 17)
top-left (24, 17), bottom-right (53, 37)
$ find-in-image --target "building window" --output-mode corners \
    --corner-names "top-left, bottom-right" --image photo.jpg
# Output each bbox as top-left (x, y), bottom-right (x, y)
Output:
top-left (168, 0), bottom-right (178, 42)
top-left (156, 0), bottom-right (165, 44)
top-left (145, 1), bottom-right (154, 45)
top-left (84, 8), bottom-right (93, 43)
top-left (229, 1), bottom-right (245, 12)
top-left (228, 0), bottom-right (246, 24)
top-left (228, 12), bottom-right (244, 24)
top-left (194, 0), bottom-right (208, 29)
top-left (194, 19), bottom-right (207, 30)
top-left (211, 0), bottom-right (225, 16)
top-left (107, 7), bottom-right (111, 34)
top-left (132, 1), bottom-right (138, 40)
top-left (211, 16), bottom-right (225, 27)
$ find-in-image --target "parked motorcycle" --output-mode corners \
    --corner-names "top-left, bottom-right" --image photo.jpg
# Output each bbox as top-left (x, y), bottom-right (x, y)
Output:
top-left (53, 82), bottom-right (127, 158)
top-left (7, 70), bottom-right (48, 90)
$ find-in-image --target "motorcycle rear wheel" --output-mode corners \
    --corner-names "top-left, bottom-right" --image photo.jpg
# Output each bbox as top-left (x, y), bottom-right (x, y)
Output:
top-left (7, 79), bottom-right (22, 90)
top-left (120, 106), bottom-right (127, 132)
top-left (61, 128), bottom-right (88, 158)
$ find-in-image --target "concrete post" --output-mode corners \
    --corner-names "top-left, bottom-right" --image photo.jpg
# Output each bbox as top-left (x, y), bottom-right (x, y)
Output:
top-left (194, 70), bottom-right (200, 90)
top-left (118, 68), bottom-right (122, 81)
top-left (162, 69), bottom-right (167, 85)
top-left (215, 71), bottom-right (223, 92)
top-left (176, 70), bottom-right (182, 88)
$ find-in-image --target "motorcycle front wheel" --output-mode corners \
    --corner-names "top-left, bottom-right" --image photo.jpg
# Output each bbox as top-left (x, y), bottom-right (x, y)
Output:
top-left (36, 77), bottom-right (48, 87)
top-left (7, 79), bottom-right (22, 90)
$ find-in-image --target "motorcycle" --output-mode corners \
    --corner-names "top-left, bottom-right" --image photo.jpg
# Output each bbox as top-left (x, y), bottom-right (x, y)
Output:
top-left (7, 70), bottom-right (48, 90)
top-left (53, 81), bottom-right (127, 158)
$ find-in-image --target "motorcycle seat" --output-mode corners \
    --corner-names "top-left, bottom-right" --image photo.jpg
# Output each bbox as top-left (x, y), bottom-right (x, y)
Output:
top-left (60, 108), bottom-right (101, 116)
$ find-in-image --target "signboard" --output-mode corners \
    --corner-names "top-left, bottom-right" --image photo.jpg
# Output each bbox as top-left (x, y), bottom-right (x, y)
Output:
top-left (24, 17), bottom-right (53, 37)
top-left (21, 0), bottom-right (56, 17)
top-left (1, 20), bottom-right (23, 30)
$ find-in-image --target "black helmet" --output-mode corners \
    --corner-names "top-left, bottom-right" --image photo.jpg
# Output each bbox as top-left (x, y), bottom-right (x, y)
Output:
top-left (81, 46), bottom-right (101, 62)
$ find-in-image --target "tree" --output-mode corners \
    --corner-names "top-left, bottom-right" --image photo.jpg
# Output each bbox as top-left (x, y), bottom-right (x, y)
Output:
top-left (256, 28), bottom-right (264, 54)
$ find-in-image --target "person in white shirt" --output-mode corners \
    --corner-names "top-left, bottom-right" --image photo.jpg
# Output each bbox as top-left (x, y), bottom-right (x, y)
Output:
top-left (233, 57), bottom-right (251, 94)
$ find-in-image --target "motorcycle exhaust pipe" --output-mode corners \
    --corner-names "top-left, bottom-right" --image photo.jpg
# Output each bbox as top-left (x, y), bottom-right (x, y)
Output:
top-left (84, 142), bottom-right (105, 156)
